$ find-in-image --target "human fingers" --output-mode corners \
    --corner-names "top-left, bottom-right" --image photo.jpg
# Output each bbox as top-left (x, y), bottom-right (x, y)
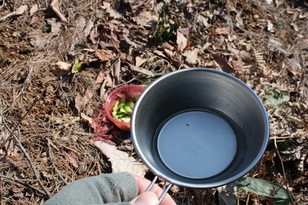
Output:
top-left (129, 191), bottom-right (158, 205)
top-left (134, 175), bottom-right (176, 205)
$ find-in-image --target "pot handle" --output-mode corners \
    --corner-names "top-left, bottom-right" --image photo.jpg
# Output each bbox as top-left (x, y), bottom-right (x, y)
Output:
top-left (146, 175), bottom-right (173, 203)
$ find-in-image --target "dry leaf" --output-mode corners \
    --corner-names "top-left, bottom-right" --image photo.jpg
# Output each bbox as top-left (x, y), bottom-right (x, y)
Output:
top-left (267, 20), bottom-right (274, 31)
top-left (197, 14), bottom-right (210, 28)
top-left (89, 31), bottom-right (99, 44)
top-left (95, 49), bottom-right (113, 62)
top-left (135, 56), bottom-right (147, 67)
top-left (98, 28), bottom-right (121, 49)
top-left (94, 141), bottom-right (148, 177)
top-left (183, 48), bottom-right (199, 65)
top-left (50, 20), bottom-right (62, 36)
top-left (68, 154), bottom-right (79, 169)
top-left (50, 0), bottom-right (68, 22)
top-left (81, 112), bottom-right (92, 124)
top-left (291, 22), bottom-right (299, 32)
top-left (0, 5), bottom-right (28, 21)
top-left (215, 27), bottom-right (229, 35)
top-left (28, 29), bottom-right (49, 50)
top-left (177, 30), bottom-right (188, 52)
top-left (112, 58), bottom-right (121, 84)
top-left (235, 11), bottom-right (244, 28)
top-left (164, 49), bottom-right (174, 59)
top-left (228, 34), bottom-right (237, 42)
top-left (132, 11), bottom-right (158, 27)
top-left (228, 47), bottom-right (252, 62)
top-left (266, 0), bottom-right (273, 4)
top-left (29, 16), bottom-right (40, 25)
top-left (161, 42), bottom-right (174, 51)
top-left (75, 88), bottom-right (93, 113)
top-left (213, 55), bottom-right (234, 73)
top-left (84, 20), bottom-right (94, 37)
top-left (76, 16), bottom-right (86, 31)
top-left (93, 71), bottom-right (105, 90)
top-left (102, 2), bottom-right (122, 19)
top-left (231, 60), bottom-right (244, 74)
top-left (52, 61), bottom-right (71, 77)
top-left (30, 4), bottom-right (38, 16)
top-left (7, 145), bottom-right (18, 158)
top-left (15, 5), bottom-right (28, 15)
top-left (12, 186), bottom-right (24, 198)
top-left (12, 186), bottom-right (24, 193)
top-left (103, 71), bottom-right (113, 88)
top-left (128, 64), bottom-right (154, 77)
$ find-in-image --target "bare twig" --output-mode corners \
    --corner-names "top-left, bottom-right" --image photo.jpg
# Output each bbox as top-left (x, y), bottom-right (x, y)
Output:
top-left (1, 98), bottom-right (51, 198)
top-left (0, 177), bottom-right (46, 196)
top-left (13, 128), bottom-right (51, 198)
top-left (0, 175), bottom-right (38, 183)
top-left (0, 98), bottom-right (37, 161)
top-left (273, 136), bottom-right (295, 204)
top-left (47, 138), bottom-right (68, 185)
top-left (14, 127), bottom-right (51, 198)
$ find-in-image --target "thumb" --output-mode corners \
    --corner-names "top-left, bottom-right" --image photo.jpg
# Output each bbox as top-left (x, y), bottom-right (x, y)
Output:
top-left (132, 191), bottom-right (159, 205)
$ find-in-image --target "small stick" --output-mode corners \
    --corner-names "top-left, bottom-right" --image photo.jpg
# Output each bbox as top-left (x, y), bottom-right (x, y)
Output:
top-left (273, 136), bottom-right (294, 204)
top-left (0, 177), bottom-right (46, 196)
top-left (47, 138), bottom-right (68, 185)
top-left (1, 98), bottom-right (51, 198)
top-left (0, 175), bottom-right (38, 183)
top-left (0, 98), bottom-right (37, 161)
top-left (14, 127), bottom-right (51, 198)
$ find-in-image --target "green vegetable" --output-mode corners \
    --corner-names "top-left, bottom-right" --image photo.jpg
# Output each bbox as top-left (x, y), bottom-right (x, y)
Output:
top-left (112, 98), bottom-right (136, 122)
top-left (71, 59), bottom-right (82, 73)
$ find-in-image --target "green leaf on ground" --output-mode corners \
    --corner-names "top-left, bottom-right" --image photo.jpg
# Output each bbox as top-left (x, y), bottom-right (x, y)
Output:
top-left (234, 177), bottom-right (294, 205)
top-left (71, 59), bottom-right (82, 74)
top-left (264, 89), bottom-right (289, 107)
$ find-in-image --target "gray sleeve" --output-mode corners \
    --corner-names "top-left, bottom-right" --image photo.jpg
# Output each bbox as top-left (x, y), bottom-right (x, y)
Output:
top-left (44, 172), bottom-right (138, 205)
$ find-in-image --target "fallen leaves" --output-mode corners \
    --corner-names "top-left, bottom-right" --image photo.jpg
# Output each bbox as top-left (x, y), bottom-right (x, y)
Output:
top-left (12, 185), bottom-right (24, 198)
top-left (1, 1), bottom-right (308, 204)
top-left (215, 27), bottom-right (230, 35)
top-left (30, 4), bottom-right (38, 16)
top-left (50, 0), bottom-right (67, 22)
top-left (112, 58), bottom-right (121, 84)
top-left (128, 64), bottom-right (154, 77)
top-left (213, 54), bottom-right (234, 73)
top-left (52, 61), bottom-right (71, 77)
top-left (93, 140), bottom-right (148, 177)
top-left (176, 29), bottom-right (188, 52)
top-left (95, 49), bottom-right (114, 62)
top-left (91, 106), bottom-right (128, 145)
top-left (75, 89), bottom-right (93, 113)
top-left (183, 48), bottom-right (199, 65)
top-left (27, 30), bottom-right (49, 49)
top-left (0, 5), bottom-right (28, 22)
top-left (84, 20), bottom-right (94, 37)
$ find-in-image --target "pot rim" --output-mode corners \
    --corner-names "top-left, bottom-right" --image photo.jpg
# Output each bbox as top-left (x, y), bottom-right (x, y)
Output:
top-left (131, 68), bottom-right (269, 188)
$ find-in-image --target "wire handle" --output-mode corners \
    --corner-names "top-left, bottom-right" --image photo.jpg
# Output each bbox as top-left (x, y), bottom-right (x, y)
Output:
top-left (146, 176), bottom-right (173, 203)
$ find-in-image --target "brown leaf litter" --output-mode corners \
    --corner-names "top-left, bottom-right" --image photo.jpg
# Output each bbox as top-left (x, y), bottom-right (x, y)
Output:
top-left (0, 0), bottom-right (308, 204)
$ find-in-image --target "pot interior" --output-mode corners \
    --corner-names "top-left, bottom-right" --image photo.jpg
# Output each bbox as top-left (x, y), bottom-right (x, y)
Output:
top-left (156, 110), bottom-right (237, 179)
top-left (131, 68), bottom-right (269, 188)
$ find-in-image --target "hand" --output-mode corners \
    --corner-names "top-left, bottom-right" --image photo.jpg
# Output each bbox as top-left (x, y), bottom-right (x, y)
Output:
top-left (130, 175), bottom-right (176, 205)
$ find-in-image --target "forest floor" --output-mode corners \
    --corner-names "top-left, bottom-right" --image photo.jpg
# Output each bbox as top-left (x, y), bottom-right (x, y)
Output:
top-left (0, 0), bottom-right (307, 204)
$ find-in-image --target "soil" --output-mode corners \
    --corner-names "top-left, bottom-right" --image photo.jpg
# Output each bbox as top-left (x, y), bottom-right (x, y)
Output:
top-left (0, 0), bottom-right (307, 204)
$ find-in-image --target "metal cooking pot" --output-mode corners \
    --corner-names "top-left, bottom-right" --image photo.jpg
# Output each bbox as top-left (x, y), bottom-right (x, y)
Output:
top-left (131, 68), bottom-right (269, 201)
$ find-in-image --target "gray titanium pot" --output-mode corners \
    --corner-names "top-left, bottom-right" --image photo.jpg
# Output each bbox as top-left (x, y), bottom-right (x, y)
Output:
top-left (131, 68), bottom-right (269, 201)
